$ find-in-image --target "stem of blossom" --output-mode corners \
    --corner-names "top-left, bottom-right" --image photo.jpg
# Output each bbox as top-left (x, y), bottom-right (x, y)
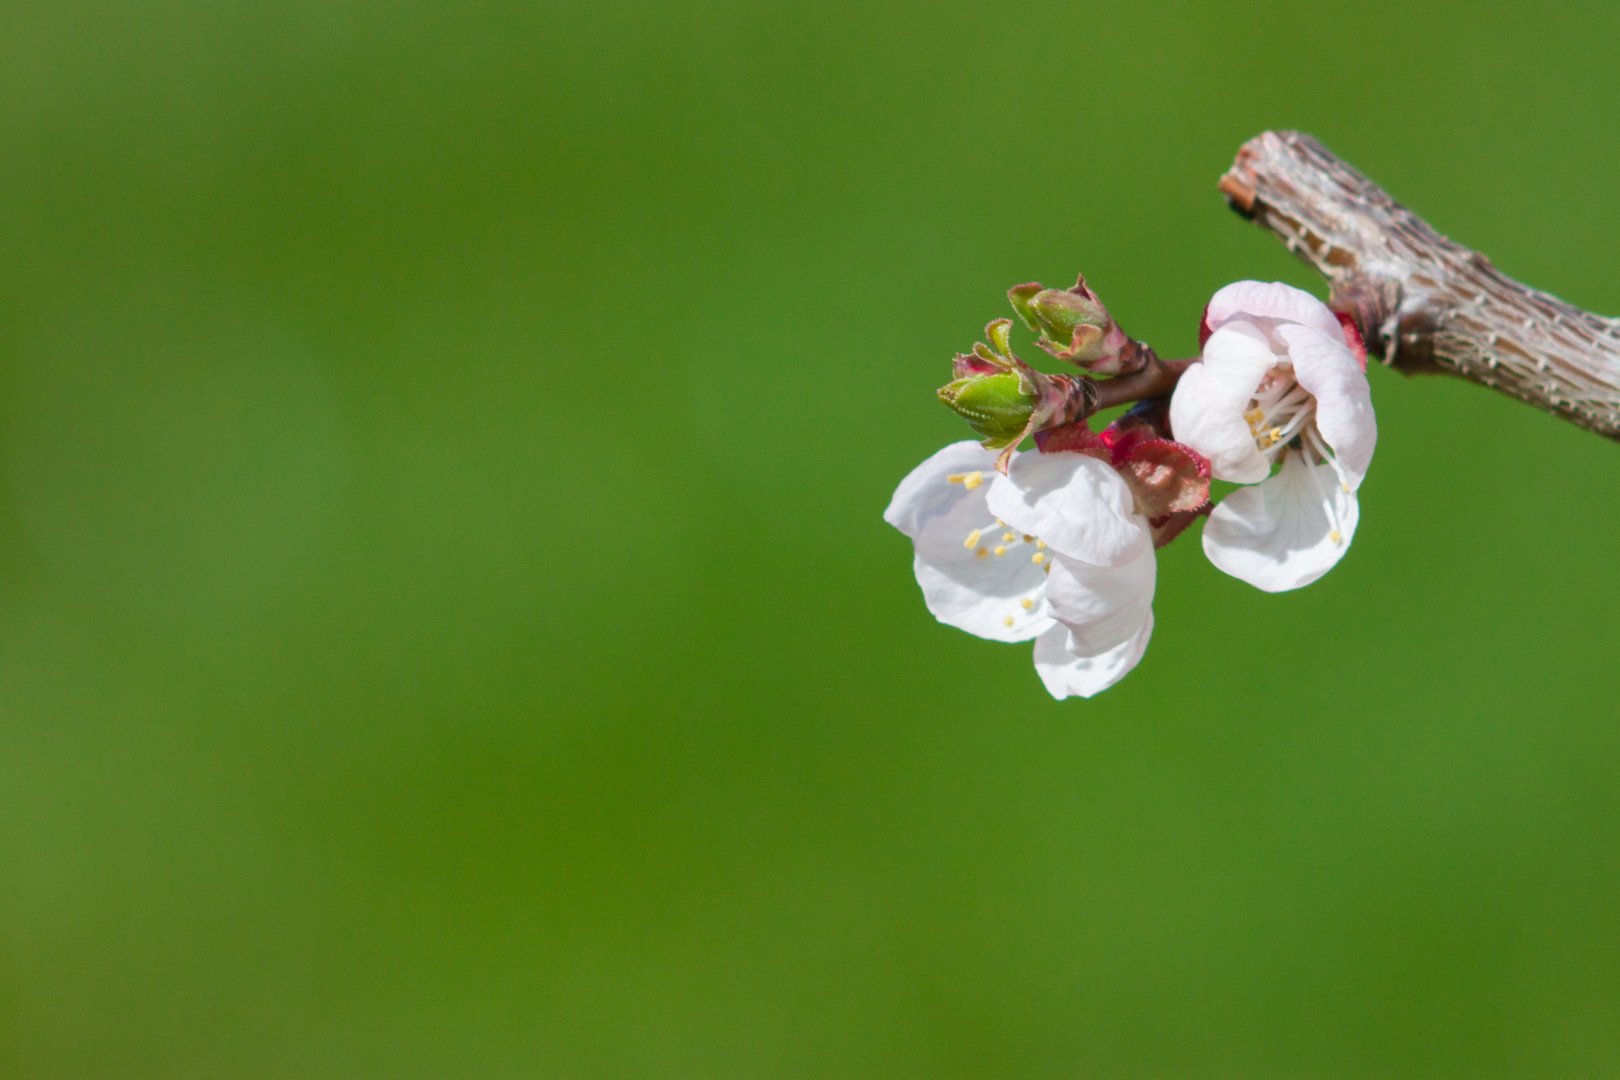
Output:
top-left (1088, 344), bottom-right (1194, 413)
top-left (1029, 343), bottom-right (1194, 440)
top-left (1221, 130), bottom-right (1620, 440)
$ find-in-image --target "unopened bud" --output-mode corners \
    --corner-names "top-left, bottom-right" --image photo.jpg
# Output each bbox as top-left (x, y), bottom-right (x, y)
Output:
top-left (938, 372), bottom-right (1035, 449)
top-left (1008, 275), bottom-right (1134, 373)
top-left (952, 319), bottom-right (1021, 379)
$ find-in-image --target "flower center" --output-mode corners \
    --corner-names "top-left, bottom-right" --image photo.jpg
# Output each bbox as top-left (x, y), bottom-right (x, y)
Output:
top-left (1243, 369), bottom-right (1351, 546)
top-left (1243, 369), bottom-right (1315, 458)
top-left (947, 473), bottom-right (1048, 627)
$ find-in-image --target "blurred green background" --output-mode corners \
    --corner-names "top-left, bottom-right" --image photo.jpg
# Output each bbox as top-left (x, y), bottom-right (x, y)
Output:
top-left (2, 1), bottom-right (1619, 1075)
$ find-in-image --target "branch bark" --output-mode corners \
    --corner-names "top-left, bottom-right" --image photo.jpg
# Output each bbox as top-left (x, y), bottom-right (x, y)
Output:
top-left (1218, 130), bottom-right (1620, 440)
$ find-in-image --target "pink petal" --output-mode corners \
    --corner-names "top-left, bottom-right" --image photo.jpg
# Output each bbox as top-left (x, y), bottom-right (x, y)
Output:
top-left (1201, 450), bottom-right (1359, 592)
top-left (1334, 311), bottom-right (1368, 371)
top-left (1168, 325), bottom-right (1275, 485)
top-left (1203, 280), bottom-right (1342, 338)
top-left (1276, 323), bottom-right (1376, 490)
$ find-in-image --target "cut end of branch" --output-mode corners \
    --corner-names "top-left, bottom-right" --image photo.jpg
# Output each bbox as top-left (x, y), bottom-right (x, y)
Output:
top-left (1216, 172), bottom-right (1256, 215)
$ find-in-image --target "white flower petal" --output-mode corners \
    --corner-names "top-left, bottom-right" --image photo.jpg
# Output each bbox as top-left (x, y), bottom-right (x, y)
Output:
top-left (1202, 449), bottom-right (1360, 592)
top-left (1032, 614), bottom-right (1154, 700)
top-left (913, 556), bottom-right (1056, 642)
top-left (1044, 535), bottom-right (1155, 657)
top-left (1277, 323), bottom-right (1376, 490)
top-left (1168, 324), bottom-right (1276, 484)
top-left (985, 451), bottom-right (1147, 566)
top-left (883, 440), bottom-right (1001, 538)
top-left (1204, 280), bottom-right (1342, 339)
top-left (909, 477), bottom-right (1055, 643)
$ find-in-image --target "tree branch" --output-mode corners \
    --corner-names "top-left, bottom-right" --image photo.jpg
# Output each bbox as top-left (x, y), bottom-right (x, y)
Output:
top-left (1218, 130), bottom-right (1620, 440)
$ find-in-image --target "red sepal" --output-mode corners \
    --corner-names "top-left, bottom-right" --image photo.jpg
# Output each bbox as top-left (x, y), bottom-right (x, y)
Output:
top-left (1110, 438), bottom-right (1211, 519)
top-left (1037, 411), bottom-right (1213, 532)
top-left (1148, 500), bottom-right (1213, 549)
top-left (1033, 420), bottom-right (1109, 458)
top-left (1335, 311), bottom-right (1368, 372)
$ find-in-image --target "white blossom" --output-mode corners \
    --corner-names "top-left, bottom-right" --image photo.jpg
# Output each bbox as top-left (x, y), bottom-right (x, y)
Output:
top-left (885, 441), bottom-right (1155, 698)
top-left (1169, 281), bottom-right (1376, 592)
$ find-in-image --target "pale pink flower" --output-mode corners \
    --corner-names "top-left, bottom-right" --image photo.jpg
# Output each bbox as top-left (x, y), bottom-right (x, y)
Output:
top-left (1169, 281), bottom-right (1376, 592)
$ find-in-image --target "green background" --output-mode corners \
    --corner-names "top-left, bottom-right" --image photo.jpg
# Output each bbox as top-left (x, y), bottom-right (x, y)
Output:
top-left (2, 2), bottom-right (1618, 1075)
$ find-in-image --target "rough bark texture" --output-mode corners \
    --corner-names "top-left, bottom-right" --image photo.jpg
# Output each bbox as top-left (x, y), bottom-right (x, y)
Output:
top-left (1219, 130), bottom-right (1620, 440)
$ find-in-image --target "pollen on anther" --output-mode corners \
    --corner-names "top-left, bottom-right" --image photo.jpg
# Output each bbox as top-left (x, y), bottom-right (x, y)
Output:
top-left (1003, 616), bottom-right (1014, 627)
top-left (963, 529), bottom-right (982, 549)
top-left (993, 546), bottom-right (1006, 556)
top-left (1002, 532), bottom-right (1015, 542)
top-left (1330, 530), bottom-right (1342, 543)
top-left (962, 471), bottom-right (984, 490)
top-left (1022, 534), bottom-right (1035, 543)
top-left (1035, 540), bottom-right (1047, 549)
top-left (1031, 552), bottom-right (1045, 565)
top-left (947, 473), bottom-right (966, 484)
top-left (976, 546), bottom-right (989, 559)
top-left (1020, 598), bottom-right (1034, 610)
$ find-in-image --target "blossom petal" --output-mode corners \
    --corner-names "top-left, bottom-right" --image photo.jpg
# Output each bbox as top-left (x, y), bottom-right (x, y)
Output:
top-left (1203, 280), bottom-right (1342, 339)
top-left (1032, 614), bottom-right (1154, 700)
top-left (883, 441), bottom-right (1001, 538)
top-left (1168, 324), bottom-right (1275, 484)
top-left (1202, 448), bottom-right (1360, 592)
top-left (1277, 323), bottom-right (1376, 490)
top-left (986, 451), bottom-right (1147, 566)
top-left (913, 552), bottom-right (1056, 642)
top-left (910, 488), bottom-right (1055, 644)
top-left (1044, 535), bottom-right (1155, 656)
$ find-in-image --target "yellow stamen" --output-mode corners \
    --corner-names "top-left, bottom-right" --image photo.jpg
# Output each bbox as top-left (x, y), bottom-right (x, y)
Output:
top-left (1330, 530), bottom-right (1342, 543)
top-left (1003, 616), bottom-right (1014, 627)
top-left (962, 470), bottom-right (983, 490)
top-left (1035, 540), bottom-right (1047, 549)
top-left (946, 473), bottom-right (965, 483)
top-left (993, 546), bottom-right (1006, 556)
top-left (1002, 532), bottom-right (1015, 542)
top-left (963, 529), bottom-right (981, 549)
top-left (976, 546), bottom-right (989, 559)
top-left (1020, 598), bottom-right (1034, 610)
top-left (1244, 407), bottom-right (1265, 433)
top-left (995, 518), bottom-right (1007, 527)
top-left (1031, 552), bottom-right (1045, 565)
top-left (1023, 534), bottom-right (1035, 543)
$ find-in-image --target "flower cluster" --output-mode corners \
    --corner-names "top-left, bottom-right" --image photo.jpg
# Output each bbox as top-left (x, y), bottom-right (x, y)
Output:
top-left (887, 280), bottom-right (1376, 698)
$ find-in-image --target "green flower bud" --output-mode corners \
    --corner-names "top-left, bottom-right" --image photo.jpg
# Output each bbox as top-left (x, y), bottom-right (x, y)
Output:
top-left (1015, 285), bottom-right (1106, 341)
top-left (1007, 275), bottom-right (1134, 372)
top-left (937, 372), bottom-right (1036, 449)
